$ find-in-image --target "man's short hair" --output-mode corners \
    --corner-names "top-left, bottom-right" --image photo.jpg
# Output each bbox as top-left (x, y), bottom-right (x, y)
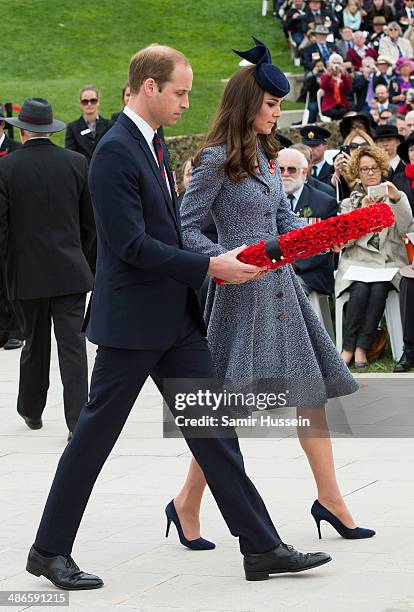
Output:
top-left (129, 44), bottom-right (190, 94)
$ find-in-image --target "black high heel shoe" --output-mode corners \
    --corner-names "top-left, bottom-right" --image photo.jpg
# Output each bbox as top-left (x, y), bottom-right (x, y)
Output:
top-left (165, 500), bottom-right (215, 551)
top-left (311, 500), bottom-right (375, 540)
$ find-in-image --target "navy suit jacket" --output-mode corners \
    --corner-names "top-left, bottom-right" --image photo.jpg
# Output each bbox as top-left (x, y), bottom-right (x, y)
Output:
top-left (293, 183), bottom-right (338, 295)
top-left (84, 113), bottom-right (210, 350)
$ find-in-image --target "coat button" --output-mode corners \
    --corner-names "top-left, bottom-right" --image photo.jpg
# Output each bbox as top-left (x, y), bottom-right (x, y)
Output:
top-left (264, 211), bottom-right (272, 219)
top-left (276, 292), bottom-right (284, 299)
top-left (277, 313), bottom-right (286, 321)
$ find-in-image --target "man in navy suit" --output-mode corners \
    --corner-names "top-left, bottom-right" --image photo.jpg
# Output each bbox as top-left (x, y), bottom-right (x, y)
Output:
top-left (278, 148), bottom-right (338, 295)
top-left (26, 44), bottom-right (330, 589)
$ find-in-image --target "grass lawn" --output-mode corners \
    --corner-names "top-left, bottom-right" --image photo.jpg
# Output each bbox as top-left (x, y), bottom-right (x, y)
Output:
top-left (2, 0), bottom-right (302, 146)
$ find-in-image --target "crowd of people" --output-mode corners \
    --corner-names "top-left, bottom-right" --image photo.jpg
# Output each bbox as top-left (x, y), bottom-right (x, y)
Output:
top-left (278, 0), bottom-right (414, 126)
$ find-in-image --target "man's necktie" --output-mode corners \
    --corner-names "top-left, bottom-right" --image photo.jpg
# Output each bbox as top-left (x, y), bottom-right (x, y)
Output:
top-left (152, 134), bottom-right (170, 194)
top-left (321, 44), bottom-right (330, 62)
top-left (312, 165), bottom-right (318, 177)
top-left (288, 193), bottom-right (295, 210)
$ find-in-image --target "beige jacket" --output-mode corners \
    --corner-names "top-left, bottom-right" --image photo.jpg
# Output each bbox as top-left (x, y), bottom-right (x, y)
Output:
top-left (378, 36), bottom-right (414, 64)
top-left (335, 192), bottom-right (414, 297)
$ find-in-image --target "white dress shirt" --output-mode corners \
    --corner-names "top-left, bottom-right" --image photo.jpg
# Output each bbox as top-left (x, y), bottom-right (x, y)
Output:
top-left (290, 184), bottom-right (305, 212)
top-left (122, 106), bottom-right (171, 197)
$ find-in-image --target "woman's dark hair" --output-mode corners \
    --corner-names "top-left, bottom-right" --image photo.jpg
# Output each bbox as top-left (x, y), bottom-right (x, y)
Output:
top-left (193, 66), bottom-right (280, 181)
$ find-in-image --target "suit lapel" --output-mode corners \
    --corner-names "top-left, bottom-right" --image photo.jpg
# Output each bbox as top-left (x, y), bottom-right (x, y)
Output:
top-left (295, 185), bottom-right (310, 215)
top-left (138, 139), bottom-right (181, 234)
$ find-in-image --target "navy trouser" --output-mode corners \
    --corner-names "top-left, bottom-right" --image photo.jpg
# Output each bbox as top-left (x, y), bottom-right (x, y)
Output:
top-left (34, 307), bottom-right (281, 556)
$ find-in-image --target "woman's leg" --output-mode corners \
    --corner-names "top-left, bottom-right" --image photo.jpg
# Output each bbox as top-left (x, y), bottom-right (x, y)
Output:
top-left (173, 456), bottom-right (207, 540)
top-left (354, 281), bottom-right (391, 363)
top-left (297, 405), bottom-right (356, 528)
top-left (342, 281), bottom-right (371, 354)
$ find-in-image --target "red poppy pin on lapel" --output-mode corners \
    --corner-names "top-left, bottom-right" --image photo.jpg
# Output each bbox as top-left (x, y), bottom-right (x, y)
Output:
top-left (268, 159), bottom-right (276, 174)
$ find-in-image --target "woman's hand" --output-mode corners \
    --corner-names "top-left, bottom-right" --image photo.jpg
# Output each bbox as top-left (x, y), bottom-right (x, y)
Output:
top-left (361, 195), bottom-right (377, 208)
top-left (382, 181), bottom-right (401, 203)
top-left (333, 152), bottom-right (350, 177)
top-left (331, 243), bottom-right (346, 253)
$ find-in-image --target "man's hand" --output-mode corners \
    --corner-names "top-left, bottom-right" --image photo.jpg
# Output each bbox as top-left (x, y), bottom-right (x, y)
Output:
top-left (208, 246), bottom-right (267, 284)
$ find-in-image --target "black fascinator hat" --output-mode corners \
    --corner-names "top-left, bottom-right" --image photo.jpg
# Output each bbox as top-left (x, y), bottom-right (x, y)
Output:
top-left (233, 37), bottom-right (290, 98)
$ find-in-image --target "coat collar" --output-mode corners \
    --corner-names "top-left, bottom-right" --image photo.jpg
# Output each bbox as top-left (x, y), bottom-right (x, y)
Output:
top-left (22, 138), bottom-right (54, 148)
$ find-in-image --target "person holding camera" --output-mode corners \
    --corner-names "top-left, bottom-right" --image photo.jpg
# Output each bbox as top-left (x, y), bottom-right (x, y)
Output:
top-left (319, 53), bottom-right (353, 119)
top-left (389, 57), bottom-right (414, 109)
top-left (302, 58), bottom-right (327, 122)
top-left (336, 145), bottom-right (414, 367)
top-left (332, 127), bottom-right (375, 199)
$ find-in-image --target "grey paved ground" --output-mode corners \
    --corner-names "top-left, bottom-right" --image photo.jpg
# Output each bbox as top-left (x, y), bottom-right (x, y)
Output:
top-left (1, 340), bottom-right (413, 612)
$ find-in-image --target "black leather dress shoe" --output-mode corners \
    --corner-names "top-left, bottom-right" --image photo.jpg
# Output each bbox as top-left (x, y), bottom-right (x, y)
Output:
top-left (393, 350), bottom-right (414, 373)
top-left (4, 338), bottom-right (24, 350)
top-left (26, 546), bottom-right (103, 590)
top-left (243, 543), bottom-right (332, 581)
top-left (18, 412), bottom-right (43, 430)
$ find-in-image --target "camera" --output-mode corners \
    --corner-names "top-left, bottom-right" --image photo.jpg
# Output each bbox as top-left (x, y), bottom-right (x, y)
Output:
top-left (339, 145), bottom-right (350, 155)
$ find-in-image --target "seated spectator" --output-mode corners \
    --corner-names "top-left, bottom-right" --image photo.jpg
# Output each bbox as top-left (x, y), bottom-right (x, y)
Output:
top-left (303, 24), bottom-right (339, 70)
top-left (394, 132), bottom-right (414, 213)
top-left (347, 31), bottom-right (378, 69)
top-left (332, 128), bottom-right (376, 199)
top-left (389, 57), bottom-right (414, 108)
top-left (378, 22), bottom-right (414, 64)
top-left (111, 82), bottom-right (131, 122)
top-left (352, 56), bottom-right (377, 110)
top-left (340, 110), bottom-right (377, 138)
top-left (304, 0), bottom-right (336, 34)
top-left (396, 0), bottom-right (414, 32)
top-left (373, 123), bottom-right (405, 177)
top-left (403, 18), bottom-right (414, 51)
top-left (65, 85), bottom-right (113, 164)
top-left (336, 26), bottom-right (355, 59)
top-left (367, 0), bottom-right (395, 29)
top-left (370, 83), bottom-right (399, 113)
top-left (302, 58), bottom-right (327, 121)
top-left (396, 113), bottom-right (408, 135)
top-left (283, 0), bottom-right (308, 46)
top-left (395, 261), bottom-right (414, 372)
top-left (320, 53), bottom-right (353, 119)
top-left (405, 108), bottom-right (414, 133)
top-left (289, 142), bottom-right (336, 195)
top-left (336, 145), bottom-right (414, 367)
top-left (398, 87), bottom-right (414, 114)
top-left (339, 0), bottom-right (367, 31)
top-left (369, 16), bottom-right (388, 54)
top-left (373, 55), bottom-right (394, 89)
top-left (277, 148), bottom-right (338, 296)
top-left (378, 108), bottom-right (398, 125)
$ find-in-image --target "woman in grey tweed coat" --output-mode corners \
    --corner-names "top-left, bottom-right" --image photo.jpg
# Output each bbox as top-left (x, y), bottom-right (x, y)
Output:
top-left (171, 48), bottom-right (373, 544)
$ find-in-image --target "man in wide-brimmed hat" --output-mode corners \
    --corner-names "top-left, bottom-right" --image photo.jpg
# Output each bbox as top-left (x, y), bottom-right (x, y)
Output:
top-left (303, 23), bottom-right (339, 70)
top-left (0, 97), bottom-right (95, 439)
top-left (373, 123), bottom-right (405, 179)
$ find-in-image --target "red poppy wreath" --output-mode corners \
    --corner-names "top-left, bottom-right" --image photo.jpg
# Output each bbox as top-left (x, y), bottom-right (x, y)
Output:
top-left (214, 202), bottom-right (395, 284)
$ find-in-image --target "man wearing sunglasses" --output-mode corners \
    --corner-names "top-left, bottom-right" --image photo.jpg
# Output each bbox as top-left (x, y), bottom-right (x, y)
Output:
top-left (65, 85), bottom-right (113, 164)
top-left (277, 148), bottom-right (338, 297)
